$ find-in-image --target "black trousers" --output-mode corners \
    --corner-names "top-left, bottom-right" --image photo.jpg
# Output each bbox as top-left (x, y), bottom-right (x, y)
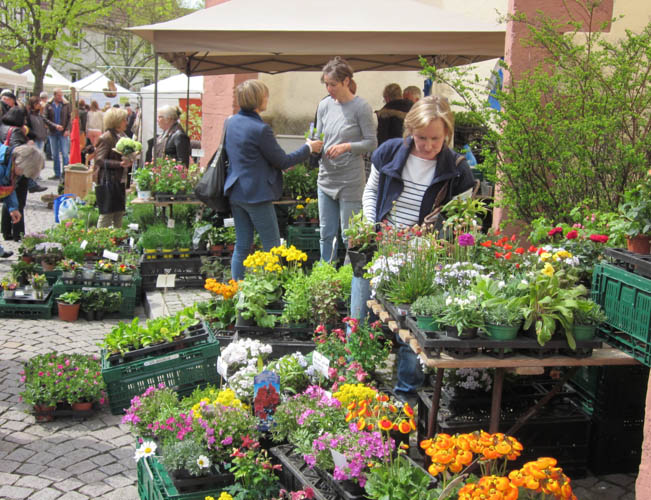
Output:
top-left (2, 176), bottom-right (29, 241)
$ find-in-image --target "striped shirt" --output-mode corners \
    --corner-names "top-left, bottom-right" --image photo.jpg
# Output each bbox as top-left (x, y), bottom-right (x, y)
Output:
top-left (362, 154), bottom-right (436, 227)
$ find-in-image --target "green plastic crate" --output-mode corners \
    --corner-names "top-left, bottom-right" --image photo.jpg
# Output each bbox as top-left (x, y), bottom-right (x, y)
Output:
top-left (101, 332), bottom-right (220, 414)
top-left (138, 455), bottom-right (230, 500)
top-left (0, 294), bottom-right (54, 319)
top-left (592, 263), bottom-right (651, 366)
top-left (51, 279), bottom-right (137, 318)
top-left (287, 225), bottom-right (320, 253)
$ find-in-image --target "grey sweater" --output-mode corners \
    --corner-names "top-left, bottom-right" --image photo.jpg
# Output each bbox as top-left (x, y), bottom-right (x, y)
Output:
top-left (316, 96), bottom-right (377, 201)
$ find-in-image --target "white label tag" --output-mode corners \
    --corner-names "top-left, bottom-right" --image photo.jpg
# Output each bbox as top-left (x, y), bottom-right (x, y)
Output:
top-left (15, 290), bottom-right (24, 297)
top-left (80, 240), bottom-right (88, 250)
top-left (143, 353), bottom-right (180, 367)
top-left (129, 237), bottom-right (135, 248)
top-left (223, 218), bottom-right (234, 227)
top-left (217, 356), bottom-right (229, 380)
top-left (128, 223), bottom-right (139, 231)
top-left (167, 218), bottom-right (175, 229)
top-left (312, 351), bottom-right (330, 378)
top-left (191, 149), bottom-right (204, 158)
top-left (156, 274), bottom-right (176, 288)
top-left (331, 449), bottom-right (349, 469)
top-left (102, 250), bottom-right (119, 261)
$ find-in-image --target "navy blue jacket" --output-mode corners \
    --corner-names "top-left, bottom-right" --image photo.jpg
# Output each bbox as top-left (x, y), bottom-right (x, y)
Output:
top-left (371, 137), bottom-right (475, 224)
top-left (224, 110), bottom-right (310, 204)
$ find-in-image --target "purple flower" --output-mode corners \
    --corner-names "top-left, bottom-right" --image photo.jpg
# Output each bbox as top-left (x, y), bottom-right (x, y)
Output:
top-left (221, 436), bottom-right (233, 445)
top-left (304, 454), bottom-right (316, 467)
top-left (458, 233), bottom-right (475, 246)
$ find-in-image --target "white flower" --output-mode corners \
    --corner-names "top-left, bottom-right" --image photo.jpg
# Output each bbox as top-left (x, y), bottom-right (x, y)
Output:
top-left (134, 440), bottom-right (157, 461)
top-left (196, 455), bottom-right (211, 469)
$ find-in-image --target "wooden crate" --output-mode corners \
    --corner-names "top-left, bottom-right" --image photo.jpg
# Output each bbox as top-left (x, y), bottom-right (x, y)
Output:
top-left (64, 165), bottom-right (93, 199)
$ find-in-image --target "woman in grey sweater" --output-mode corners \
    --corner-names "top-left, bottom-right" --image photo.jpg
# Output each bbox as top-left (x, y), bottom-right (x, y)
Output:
top-left (316, 57), bottom-right (377, 262)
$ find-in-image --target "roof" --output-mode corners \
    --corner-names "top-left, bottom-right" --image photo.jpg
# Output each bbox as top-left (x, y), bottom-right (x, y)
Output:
top-left (0, 66), bottom-right (28, 87)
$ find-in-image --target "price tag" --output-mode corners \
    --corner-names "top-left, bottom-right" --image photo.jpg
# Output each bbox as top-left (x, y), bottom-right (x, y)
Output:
top-left (15, 290), bottom-right (24, 297)
top-left (217, 356), bottom-right (229, 380)
top-left (191, 149), bottom-right (204, 158)
top-left (331, 449), bottom-right (349, 469)
top-left (223, 218), bottom-right (234, 227)
top-left (156, 274), bottom-right (176, 288)
top-left (129, 237), bottom-right (135, 248)
top-left (312, 351), bottom-right (330, 378)
top-left (102, 250), bottom-right (119, 261)
top-left (167, 218), bottom-right (175, 229)
top-left (128, 223), bottom-right (139, 231)
top-left (80, 240), bottom-right (88, 250)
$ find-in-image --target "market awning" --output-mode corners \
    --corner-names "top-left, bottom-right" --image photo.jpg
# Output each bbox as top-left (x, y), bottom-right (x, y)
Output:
top-left (129, 0), bottom-right (505, 75)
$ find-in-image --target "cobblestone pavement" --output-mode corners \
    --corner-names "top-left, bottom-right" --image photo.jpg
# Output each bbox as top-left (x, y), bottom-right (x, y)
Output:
top-left (0, 162), bottom-right (640, 498)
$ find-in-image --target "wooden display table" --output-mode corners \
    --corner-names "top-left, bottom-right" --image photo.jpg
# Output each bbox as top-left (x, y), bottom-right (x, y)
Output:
top-left (368, 299), bottom-right (639, 438)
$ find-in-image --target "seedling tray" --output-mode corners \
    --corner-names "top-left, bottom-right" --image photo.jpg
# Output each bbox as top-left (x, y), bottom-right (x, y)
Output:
top-left (0, 294), bottom-right (54, 319)
top-left (4, 287), bottom-right (52, 304)
top-left (604, 247), bottom-right (651, 279)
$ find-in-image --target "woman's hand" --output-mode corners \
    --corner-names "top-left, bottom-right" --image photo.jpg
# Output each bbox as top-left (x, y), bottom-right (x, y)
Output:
top-left (9, 210), bottom-right (21, 224)
top-left (307, 139), bottom-right (323, 154)
top-left (326, 142), bottom-right (351, 159)
top-left (120, 157), bottom-right (133, 168)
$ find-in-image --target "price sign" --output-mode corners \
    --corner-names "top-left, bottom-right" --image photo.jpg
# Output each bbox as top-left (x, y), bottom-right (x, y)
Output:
top-left (217, 356), bottom-right (229, 380)
top-left (102, 250), bottom-right (119, 261)
top-left (80, 240), bottom-right (88, 250)
top-left (167, 218), bottom-right (175, 229)
top-left (128, 223), bottom-right (139, 231)
top-left (312, 351), bottom-right (330, 378)
top-left (129, 237), bottom-right (135, 248)
top-left (156, 274), bottom-right (176, 288)
top-left (223, 218), bottom-right (234, 227)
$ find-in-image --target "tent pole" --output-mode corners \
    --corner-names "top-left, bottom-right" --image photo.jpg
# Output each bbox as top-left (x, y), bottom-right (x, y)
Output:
top-left (154, 54), bottom-right (159, 146)
top-left (185, 58), bottom-right (191, 134)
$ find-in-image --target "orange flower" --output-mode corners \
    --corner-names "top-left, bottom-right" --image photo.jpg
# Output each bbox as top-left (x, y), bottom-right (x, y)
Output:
top-left (378, 418), bottom-right (393, 431)
top-left (356, 418), bottom-right (366, 431)
top-left (398, 420), bottom-right (412, 434)
top-left (480, 240), bottom-right (492, 247)
top-left (403, 403), bottom-right (414, 417)
top-left (515, 247), bottom-right (525, 254)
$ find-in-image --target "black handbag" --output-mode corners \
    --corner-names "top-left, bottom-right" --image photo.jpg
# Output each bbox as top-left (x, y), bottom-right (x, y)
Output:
top-left (194, 118), bottom-right (230, 212)
top-left (95, 174), bottom-right (125, 215)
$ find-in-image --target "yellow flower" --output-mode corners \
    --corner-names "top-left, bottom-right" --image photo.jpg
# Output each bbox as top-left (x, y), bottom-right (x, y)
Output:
top-left (554, 250), bottom-right (572, 260)
top-left (542, 263), bottom-right (555, 277)
top-left (540, 252), bottom-right (552, 262)
top-left (296, 204), bottom-right (305, 210)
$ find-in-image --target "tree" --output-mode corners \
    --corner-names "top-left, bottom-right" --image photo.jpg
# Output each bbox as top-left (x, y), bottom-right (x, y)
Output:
top-left (0, 0), bottom-right (118, 94)
top-left (421, 2), bottom-right (651, 224)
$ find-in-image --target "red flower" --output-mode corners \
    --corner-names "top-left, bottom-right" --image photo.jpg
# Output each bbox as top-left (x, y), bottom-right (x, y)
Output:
top-left (515, 247), bottom-right (525, 254)
top-left (494, 251), bottom-right (503, 258)
top-left (480, 240), bottom-right (492, 247)
top-left (566, 230), bottom-right (578, 239)
top-left (504, 252), bottom-right (512, 260)
top-left (503, 243), bottom-right (513, 250)
top-left (590, 234), bottom-right (609, 243)
top-left (528, 245), bottom-right (537, 253)
top-left (548, 227), bottom-right (563, 236)
top-left (511, 234), bottom-right (516, 242)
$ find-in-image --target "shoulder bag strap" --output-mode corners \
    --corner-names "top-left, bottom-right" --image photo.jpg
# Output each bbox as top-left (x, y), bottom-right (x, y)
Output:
top-left (4, 126), bottom-right (15, 146)
top-left (422, 154), bottom-right (465, 225)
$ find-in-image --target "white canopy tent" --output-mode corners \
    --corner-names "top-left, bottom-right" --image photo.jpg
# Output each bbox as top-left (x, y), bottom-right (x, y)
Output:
top-left (130, 0), bottom-right (505, 75)
top-left (73, 71), bottom-right (138, 106)
top-left (22, 66), bottom-right (72, 92)
top-left (0, 66), bottom-right (28, 88)
top-left (140, 73), bottom-right (203, 146)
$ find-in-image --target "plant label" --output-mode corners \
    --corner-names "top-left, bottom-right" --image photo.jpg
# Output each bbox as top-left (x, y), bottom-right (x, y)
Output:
top-left (129, 237), bottom-right (135, 248)
top-left (128, 223), bottom-right (139, 231)
top-left (312, 351), bottom-right (330, 378)
top-left (254, 371), bottom-right (281, 432)
top-left (80, 240), bottom-right (88, 250)
top-left (331, 449), bottom-right (349, 469)
top-left (223, 218), bottom-right (234, 227)
top-left (156, 274), bottom-right (176, 288)
top-left (167, 218), bottom-right (175, 229)
top-left (217, 356), bottom-right (229, 380)
top-left (15, 290), bottom-right (24, 297)
top-left (102, 250), bottom-right (119, 261)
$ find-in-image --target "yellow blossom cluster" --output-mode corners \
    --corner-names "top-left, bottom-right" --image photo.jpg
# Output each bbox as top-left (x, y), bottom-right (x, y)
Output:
top-left (204, 278), bottom-right (239, 299)
top-left (333, 383), bottom-right (378, 406)
top-left (270, 244), bottom-right (308, 264)
top-left (509, 457), bottom-right (577, 499)
top-left (192, 388), bottom-right (246, 418)
top-left (205, 494), bottom-right (233, 500)
top-left (243, 250), bottom-right (283, 273)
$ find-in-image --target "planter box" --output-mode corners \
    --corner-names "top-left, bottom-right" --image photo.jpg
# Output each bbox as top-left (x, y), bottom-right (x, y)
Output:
top-left (588, 414), bottom-right (643, 475)
top-left (51, 279), bottom-right (137, 318)
top-left (101, 330), bottom-right (220, 415)
top-left (139, 256), bottom-right (206, 291)
top-left (592, 263), bottom-right (651, 366)
top-left (138, 455), bottom-right (232, 500)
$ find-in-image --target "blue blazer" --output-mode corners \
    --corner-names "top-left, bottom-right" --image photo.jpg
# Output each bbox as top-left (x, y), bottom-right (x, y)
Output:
top-left (224, 110), bottom-right (310, 204)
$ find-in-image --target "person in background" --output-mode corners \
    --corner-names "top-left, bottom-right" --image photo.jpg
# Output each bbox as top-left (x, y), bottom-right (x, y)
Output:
top-left (86, 100), bottom-right (104, 147)
top-left (0, 144), bottom-right (45, 258)
top-left (0, 89), bottom-right (17, 117)
top-left (124, 102), bottom-right (136, 138)
top-left (316, 56), bottom-right (377, 262)
top-left (39, 92), bottom-right (52, 161)
top-left (352, 95), bottom-right (475, 401)
top-left (93, 108), bottom-right (132, 228)
top-left (102, 103), bottom-right (112, 112)
top-left (224, 79), bottom-right (323, 280)
top-left (375, 83), bottom-right (413, 145)
top-left (24, 97), bottom-right (49, 194)
top-left (77, 99), bottom-right (88, 153)
top-left (154, 105), bottom-right (191, 167)
top-left (403, 85), bottom-right (422, 104)
top-left (43, 88), bottom-right (71, 181)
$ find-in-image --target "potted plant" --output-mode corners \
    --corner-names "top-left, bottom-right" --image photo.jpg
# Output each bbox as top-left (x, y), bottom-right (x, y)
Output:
top-left (35, 241), bottom-right (64, 271)
top-left (439, 293), bottom-right (484, 339)
top-left (160, 228), bottom-right (177, 259)
top-left (30, 273), bottom-right (47, 300)
top-left (472, 277), bottom-right (525, 340)
top-left (177, 225), bottom-right (193, 258)
top-left (222, 226), bottom-right (237, 255)
top-left (94, 260), bottom-right (115, 281)
top-left (482, 304), bottom-right (524, 340)
top-left (343, 211), bottom-right (378, 277)
top-left (64, 354), bottom-right (106, 411)
top-left (81, 265), bottom-right (96, 283)
top-left (202, 278), bottom-right (238, 329)
top-left (573, 298), bottom-right (608, 341)
top-left (139, 225), bottom-right (164, 259)
top-left (611, 171), bottom-right (651, 253)
top-left (57, 291), bottom-right (82, 322)
top-left (411, 294), bottom-right (447, 332)
top-left (132, 166), bottom-right (154, 199)
top-left (115, 263), bottom-right (135, 285)
top-left (56, 259), bottom-right (80, 282)
top-left (18, 232), bottom-right (47, 263)
top-left (1, 278), bottom-right (18, 299)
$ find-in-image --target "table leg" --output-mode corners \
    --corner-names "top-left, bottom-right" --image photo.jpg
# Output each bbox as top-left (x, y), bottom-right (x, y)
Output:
top-left (489, 367), bottom-right (505, 433)
top-left (427, 368), bottom-right (444, 438)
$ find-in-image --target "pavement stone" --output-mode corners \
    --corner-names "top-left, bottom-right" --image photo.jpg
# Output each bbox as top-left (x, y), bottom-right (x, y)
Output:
top-left (33, 488), bottom-right (64, 500)
top-left (0, 485), bottom-right (34, 499)
top-left (14, 474), bottom-right (54, 489)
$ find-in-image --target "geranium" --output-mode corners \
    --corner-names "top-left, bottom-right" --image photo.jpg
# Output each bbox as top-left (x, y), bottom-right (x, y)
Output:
top-left (589, 234), bottom-right (609, 243)
top-left (548, 227), bottom-right (563, 236)
top-left (565, 229), bottom-right (578, 239)
top-left (458, 233), bottom-right (475, 246)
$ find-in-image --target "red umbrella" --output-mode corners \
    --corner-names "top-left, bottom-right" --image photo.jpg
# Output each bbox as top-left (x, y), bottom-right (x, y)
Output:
top-left (69, 116), bottom-right (81, 164)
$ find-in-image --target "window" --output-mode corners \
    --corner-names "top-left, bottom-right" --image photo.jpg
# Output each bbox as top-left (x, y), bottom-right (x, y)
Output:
top-left (70, 71), bottom-right (80, 83)
top-left (105, 35), bottom-right (120, 54)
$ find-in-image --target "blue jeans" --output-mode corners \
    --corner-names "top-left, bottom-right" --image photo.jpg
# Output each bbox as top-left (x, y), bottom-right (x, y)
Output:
top-left (350, 276), bottom-right (371, 321)
top-left (49, 134), bottom-right (69, 178)
top-left (230, 200), bottom-right (280, 280)
top-left (394, 332), bottom-right (426, 393)
top-left (317, 188), bottom-right (360, 262)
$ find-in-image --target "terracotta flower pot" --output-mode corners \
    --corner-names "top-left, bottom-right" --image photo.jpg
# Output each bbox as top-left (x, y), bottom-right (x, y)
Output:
top-left (626, 235), bottom-right (651, 254)
top-left (58, 302), bottom-right (80, 322)
top-left (33, 404), bottom-right (55, 422)
top-left (71, 401), bottom-right (93, 412)
top-left (41, 261), bottom-right (56, 271)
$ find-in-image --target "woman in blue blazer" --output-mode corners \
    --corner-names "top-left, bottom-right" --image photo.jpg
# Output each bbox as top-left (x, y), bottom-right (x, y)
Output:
top-left (224, 79), bottom-right (323, 279)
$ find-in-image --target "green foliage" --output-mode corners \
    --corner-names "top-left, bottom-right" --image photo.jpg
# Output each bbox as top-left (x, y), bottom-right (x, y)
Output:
top-left (343, 211), bottom-right (378, 252)
top-left (282, 163), bottom-right (318, 199)
top-left (574, 298), bottom-right (607, 326)
top-left (158, 439), bottom-right (211, 477)
top-left (57, 292), bottom-right (81, 305)
top-left (266, 354), bottom-right (309, 395)
top-left (226, 446), bottom-right (281, 500)
top-left (280, 273), bottom-right (312, 325)
top-left (421, 6), bottom-right (651, 223)
top-left (411, 294), bottom-right (447, 318)
top-left (364, 454), bottom-right (438, 500)
top-left (195, 299), bottom-right (236, 330)
top-left (80, 288), bottom-right (122, 313)
top-left (236, 275), bottom-right (281, 328)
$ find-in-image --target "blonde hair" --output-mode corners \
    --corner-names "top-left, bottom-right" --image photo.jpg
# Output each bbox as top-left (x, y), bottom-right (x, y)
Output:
top-left (403, 95), bottom-right (454, 146)
top-left (236, 80), bottom-right (268, 112)
top-left (158, 105), bottom-right (181, 121)
top-left (13, 144), bottom-right (44, 179)
top-left (104, 108), bottom-right (128, 130)
top-left (383, 83), bottom-right (402, 102)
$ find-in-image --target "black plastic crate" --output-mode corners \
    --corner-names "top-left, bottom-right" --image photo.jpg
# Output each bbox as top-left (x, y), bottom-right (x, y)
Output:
top-left (588, 415), bottom-right (644, 475)
top-left (271, 445), bottom-right (338, 500)
top-left (139, 256), bottom-right (205, 291)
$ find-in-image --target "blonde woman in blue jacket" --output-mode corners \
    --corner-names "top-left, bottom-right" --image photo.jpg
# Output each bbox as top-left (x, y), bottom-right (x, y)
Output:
top-left (224, 80), bottom-right (323, 280)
